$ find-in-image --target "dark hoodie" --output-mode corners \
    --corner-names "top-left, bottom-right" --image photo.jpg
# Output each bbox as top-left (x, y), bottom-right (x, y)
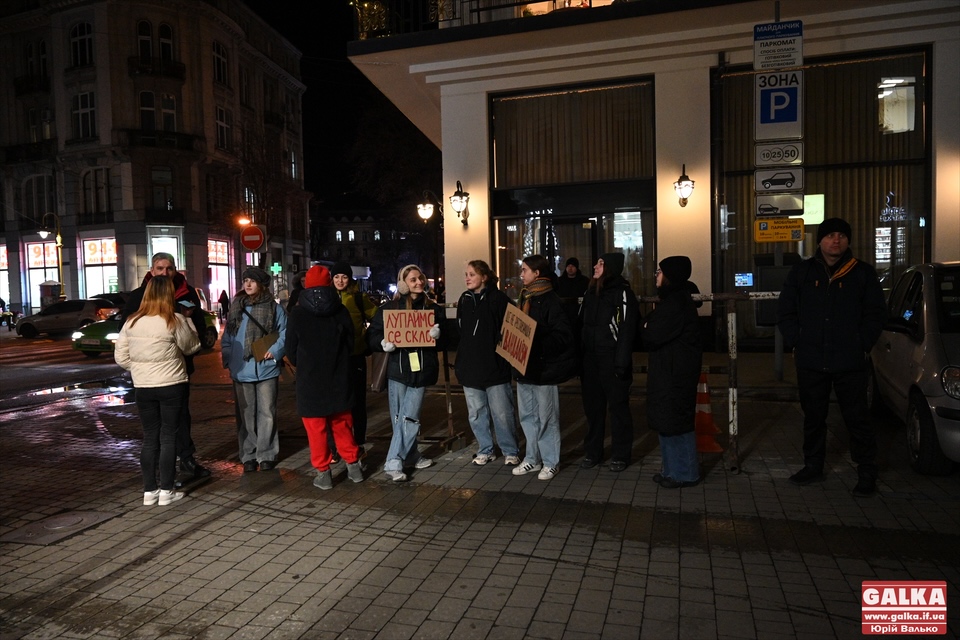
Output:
top-left (285, 285), bottom-right (355, 417)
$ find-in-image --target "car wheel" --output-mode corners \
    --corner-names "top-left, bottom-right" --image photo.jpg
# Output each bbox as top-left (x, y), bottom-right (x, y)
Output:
top-left (82, 351), bottom-right (102, 358)
top-left (906, 393), bottom-right (955, 475)
top-left (202, 326), bottom-right (219, 349)
top-left (762, 181), bottom-right (772, 189)
top-left (19, 324), bottom-right (38, 338)
top-left (785, 181), bottom-right (793, 188)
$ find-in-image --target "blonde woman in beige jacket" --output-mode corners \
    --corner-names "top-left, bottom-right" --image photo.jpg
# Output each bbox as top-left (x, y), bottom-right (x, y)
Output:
top-left (116, 276), bottom-right (200, 506)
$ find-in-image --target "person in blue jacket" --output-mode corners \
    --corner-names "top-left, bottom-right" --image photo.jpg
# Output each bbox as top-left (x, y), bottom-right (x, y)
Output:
top-left (222, 266), bottom-right (287, 473)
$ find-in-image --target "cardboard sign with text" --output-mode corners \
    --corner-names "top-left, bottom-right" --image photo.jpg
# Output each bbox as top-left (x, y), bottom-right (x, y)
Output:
top-left (496, 305), bottom-right (537, 375)
top-left (383, 309), bottom-right (436, 348)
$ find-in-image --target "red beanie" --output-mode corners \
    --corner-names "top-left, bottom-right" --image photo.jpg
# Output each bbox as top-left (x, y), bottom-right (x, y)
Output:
top-left (305, 265), bottom-right (331, 288)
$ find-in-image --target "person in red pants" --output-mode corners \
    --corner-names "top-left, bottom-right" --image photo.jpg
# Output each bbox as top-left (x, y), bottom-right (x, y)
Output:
top-left (284, 265), bottom-right (364, 489)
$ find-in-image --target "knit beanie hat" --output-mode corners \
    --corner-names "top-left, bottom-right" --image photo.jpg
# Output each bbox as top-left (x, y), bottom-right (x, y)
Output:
top-left (330, 261), bottom-right (353, 280)
top-left (565, 257), bottom-right (580, 269)
top-left (305, 265), bottom-right (331, 289)
top-left (817, 217), bottom-right (852, 243)
top-left (600, 252), bottom-right (625, 278)
top-left (397, 265), bottom-right (423, 295)
top-left (658, 256), bottom-right (692, 285)
top-left (241, 266), bottom-right (270, 287)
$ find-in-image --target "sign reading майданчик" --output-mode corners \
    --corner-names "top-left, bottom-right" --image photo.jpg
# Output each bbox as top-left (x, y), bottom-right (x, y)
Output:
top-left (754, 21), bottom-right (803, 71)
top-left (383, 309), bottom-right (435, 348)
top-left (496, 305), bottom-right (537, 376)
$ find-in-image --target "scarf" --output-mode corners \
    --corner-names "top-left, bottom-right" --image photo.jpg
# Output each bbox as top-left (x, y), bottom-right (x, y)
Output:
top-left (518, 277), bottom-right (554, 314)
top-left (226, 289), bottom-right (276, 360)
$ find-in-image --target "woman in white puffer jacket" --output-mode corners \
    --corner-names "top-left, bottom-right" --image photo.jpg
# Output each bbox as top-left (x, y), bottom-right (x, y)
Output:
top-left (116, 275), bottom-right (200, 506)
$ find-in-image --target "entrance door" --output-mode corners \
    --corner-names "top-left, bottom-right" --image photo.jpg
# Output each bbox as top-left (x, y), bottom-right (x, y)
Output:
top-left (543, 217), bottom-right (597, 278)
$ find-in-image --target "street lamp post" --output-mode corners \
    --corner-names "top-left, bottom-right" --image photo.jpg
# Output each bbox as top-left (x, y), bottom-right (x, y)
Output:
top-left (38, 212), bottom-right (65, 300)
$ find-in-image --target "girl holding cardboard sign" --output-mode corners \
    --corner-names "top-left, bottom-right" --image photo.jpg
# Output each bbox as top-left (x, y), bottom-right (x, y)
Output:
top-left (511, 255), bottom-right (577, 481)
top-left (366, 265), bottom-right (443, 483)
top-left (456, 260), bottom-right (521, 467)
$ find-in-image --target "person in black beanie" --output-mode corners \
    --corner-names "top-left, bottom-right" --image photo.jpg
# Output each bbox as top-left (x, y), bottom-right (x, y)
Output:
top-left (557, 257), bottom-right (590, 356)
top-left (579, 252), bottom-right (640, 472)
top-left (778, 217), bottom-right (887, 496)
top-left (643, 255), bottom-right (702, 488)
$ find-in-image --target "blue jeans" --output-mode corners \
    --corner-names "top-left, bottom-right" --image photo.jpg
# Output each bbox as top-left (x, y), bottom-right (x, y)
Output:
top-left (384, 380), bottom-right (427, 472)
top-left (235, 378), bottom-right (280, 464)
top-left (464, 383), bottom-right (519, 457)
top-left (516, 382), bottom-right (561, 468)
top-left (137, 383), bottom-right (188, 491)
top-left (659, 431), bottom-right (699, 482)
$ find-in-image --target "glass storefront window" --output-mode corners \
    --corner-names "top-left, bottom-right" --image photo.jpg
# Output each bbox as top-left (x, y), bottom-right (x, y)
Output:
top-left (82, 237), bottom-right (118, 297)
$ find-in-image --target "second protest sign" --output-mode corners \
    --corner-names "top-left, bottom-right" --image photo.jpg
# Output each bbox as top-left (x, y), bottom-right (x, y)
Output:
top-left (496, 305), bottom-right (537, 375)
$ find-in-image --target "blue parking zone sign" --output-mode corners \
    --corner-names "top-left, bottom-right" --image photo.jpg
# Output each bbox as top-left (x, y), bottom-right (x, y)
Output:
top-left (755, 70), bottom-right (803, 140)
top-left (759, 87), bottom-right (798, 123)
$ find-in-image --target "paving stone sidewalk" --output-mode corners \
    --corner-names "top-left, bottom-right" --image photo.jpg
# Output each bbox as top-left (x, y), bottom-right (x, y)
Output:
top-left (1, 350), bottom-right (958, 639)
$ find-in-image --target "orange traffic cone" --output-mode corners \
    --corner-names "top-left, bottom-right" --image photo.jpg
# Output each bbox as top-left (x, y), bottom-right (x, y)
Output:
top-left (695, 373), bottom-right (723, 453)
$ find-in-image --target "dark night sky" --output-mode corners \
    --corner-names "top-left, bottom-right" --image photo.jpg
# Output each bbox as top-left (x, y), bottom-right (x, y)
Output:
top-left (243, 1), bottom-right (374, 201)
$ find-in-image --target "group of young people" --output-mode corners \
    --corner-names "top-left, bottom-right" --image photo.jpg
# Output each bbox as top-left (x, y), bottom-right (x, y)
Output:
top-left (452, 253), bottom-right (704, 488)
top-left (118, 250), bottom-right (705, 505)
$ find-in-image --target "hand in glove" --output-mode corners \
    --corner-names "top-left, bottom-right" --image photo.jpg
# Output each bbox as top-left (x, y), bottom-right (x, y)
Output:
top-left (429, 323), bottom-right (441, 339)
top-left (614, 366), bottom-right (632, 381)
top-left (381, 339), bottom-right (397, 353)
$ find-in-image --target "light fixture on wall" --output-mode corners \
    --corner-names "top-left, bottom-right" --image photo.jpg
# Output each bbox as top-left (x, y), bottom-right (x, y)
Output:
top-left (673, 164), bottom-right (695, 207)
top-left (417, 191), bottom-right (439, 222)
top-left (448, 181), bottom-right (470, 226)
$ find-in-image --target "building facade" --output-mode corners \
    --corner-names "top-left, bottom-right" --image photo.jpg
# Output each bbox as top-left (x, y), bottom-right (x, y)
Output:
top-left (0, 0), bottom-right (309, 314)
top-left (348, 0), bottom-right (960, 334)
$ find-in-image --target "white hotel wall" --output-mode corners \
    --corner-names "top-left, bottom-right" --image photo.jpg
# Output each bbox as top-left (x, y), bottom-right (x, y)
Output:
top-left (398, 1), bottom-right (960, 310)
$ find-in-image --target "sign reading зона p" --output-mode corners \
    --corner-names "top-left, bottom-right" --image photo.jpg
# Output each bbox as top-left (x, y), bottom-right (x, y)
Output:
top-left (383, 309), bottom-right (435, 348)
top-left (496, 305), bottom-right (537, 375)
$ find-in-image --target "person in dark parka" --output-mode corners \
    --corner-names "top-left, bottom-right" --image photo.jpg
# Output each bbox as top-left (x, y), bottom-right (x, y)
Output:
top-left (777, 217), bottom-right (887, 496)
top-left (285, 265), bottom-right (364, 490)
top-left (580, 252), bottom-right (640, 472)
top-left (644, 255), bottom-right (702, 489)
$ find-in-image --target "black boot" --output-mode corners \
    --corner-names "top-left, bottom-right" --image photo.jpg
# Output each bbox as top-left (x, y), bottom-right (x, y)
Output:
top-left (180, 457), bottom-right (211, 479)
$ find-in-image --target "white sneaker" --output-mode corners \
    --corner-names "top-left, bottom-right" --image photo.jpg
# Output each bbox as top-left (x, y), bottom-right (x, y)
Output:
top-left (384, 470), bottom-right (408, 482)
top-left (158, 489), bottom-right (184, 506)
top-left (504, 455), bottom-right (521, 466)
top-left (415, 457), bottom-right (433, 470)
top-left (472, 453), bottom-right (496, 466)
top-left (143, 490), bottom-right (160, 506)
top-left (538, 466), bottom-right (558, 481)
top-left (512, 461), bottom-right (542, 476)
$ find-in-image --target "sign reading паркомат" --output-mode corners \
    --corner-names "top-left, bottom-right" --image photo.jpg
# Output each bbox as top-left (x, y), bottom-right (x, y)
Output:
top-left (754, 21), bottom-right (803, 71)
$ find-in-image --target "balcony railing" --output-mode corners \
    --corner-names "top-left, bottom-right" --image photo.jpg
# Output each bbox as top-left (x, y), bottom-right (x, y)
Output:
top-left (145, 207), bottom-right (185, 224)
top-left (13, 75), bottom-right (50, 96)
top-left (1, 139), bottom-right (57, 164)
top-left (127, 56), bottom-right (186, 80)
top-left (122, 129), bottom-right (199, 151)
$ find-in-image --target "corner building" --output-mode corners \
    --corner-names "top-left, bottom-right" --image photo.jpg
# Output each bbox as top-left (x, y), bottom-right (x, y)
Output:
top-left (348, 0), bottom-right (959, 336)
top-left (0, 0), bottom-right (309, 313)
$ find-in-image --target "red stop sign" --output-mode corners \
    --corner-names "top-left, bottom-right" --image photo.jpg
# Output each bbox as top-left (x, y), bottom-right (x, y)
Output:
top-left (240, 225), bottom-right (266, 251)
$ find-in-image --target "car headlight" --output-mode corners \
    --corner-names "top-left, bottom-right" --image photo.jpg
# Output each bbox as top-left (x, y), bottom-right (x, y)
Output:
top-left (943, 366), bottom-right (960, 400)
top-left (71, 331), bottom-right (84, 340)
top-left (106, 332), bottom-right (120, 341)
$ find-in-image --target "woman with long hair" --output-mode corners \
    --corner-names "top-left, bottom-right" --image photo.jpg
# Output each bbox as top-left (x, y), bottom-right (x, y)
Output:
top-left (456, 260), bottom-right (520, 466)
top-left (366, 265), bottom-right (442, 482)
top-left (643, 256), bottom-right (702, 488)
top-left (580, 253), bottom-right (640, 472)
top-left (221, 266), bottom-right (287, 473)
top-left (115, 275), bottom-right (200, 506)
top-left (511, 255), bottom-right (577, 481)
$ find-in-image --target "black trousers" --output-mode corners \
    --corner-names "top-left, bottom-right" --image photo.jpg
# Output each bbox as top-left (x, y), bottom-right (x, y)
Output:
top-left (176, 382), bottom-right (196, 461)
top-left (796, 367), bottom-right (877, 477)
top-left (581, 352), bottom-right (633, 463)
